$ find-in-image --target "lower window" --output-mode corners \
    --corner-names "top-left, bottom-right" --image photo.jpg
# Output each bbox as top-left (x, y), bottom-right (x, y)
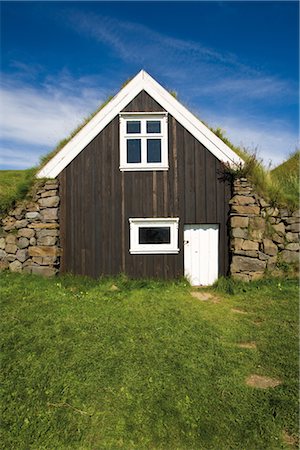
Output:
top-left (129, 218), bottom-right (179, 254)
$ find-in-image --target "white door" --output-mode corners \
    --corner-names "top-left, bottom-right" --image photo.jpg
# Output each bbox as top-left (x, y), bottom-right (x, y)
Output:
top-left (184, 224), bottom-right (219, 286)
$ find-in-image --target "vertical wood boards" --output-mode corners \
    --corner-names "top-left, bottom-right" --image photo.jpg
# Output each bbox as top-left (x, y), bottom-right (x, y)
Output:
top-left (58, 90), bottom-right (232, 279)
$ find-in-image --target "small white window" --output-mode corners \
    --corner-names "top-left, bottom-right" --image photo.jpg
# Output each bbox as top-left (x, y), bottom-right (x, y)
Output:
top-left (129, 218), bottom-right (179, 254)
top-left (119, 113), bottom-right (168, 171)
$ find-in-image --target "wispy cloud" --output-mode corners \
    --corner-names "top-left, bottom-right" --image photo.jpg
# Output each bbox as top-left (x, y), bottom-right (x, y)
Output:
top-left (69, 12), bottom-right (296, 103)
top-left (0, 70), bottom-right (107, 167)
top-left (201, 111), bottom-right (299, 167)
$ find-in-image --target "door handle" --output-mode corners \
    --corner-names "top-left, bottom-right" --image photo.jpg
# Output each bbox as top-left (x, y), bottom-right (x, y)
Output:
top-left (184, 240), bottom-right (189, 244)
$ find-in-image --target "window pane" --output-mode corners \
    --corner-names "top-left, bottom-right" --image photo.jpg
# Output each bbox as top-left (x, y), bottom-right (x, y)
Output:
top-left (147, 120), bottom-right (161, 133)
top-left (139, 227), bottom-right (170, 244)
top-left (127, 139), bottom-right (141, 163)
top-left (147, 139), bottom-right (161, 163)
top-left (127, 121), bottom-right (141, 134)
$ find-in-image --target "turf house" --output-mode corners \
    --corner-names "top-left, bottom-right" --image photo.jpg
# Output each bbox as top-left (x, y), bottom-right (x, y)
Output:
top-left (1, 71), bottom-right (299, 283)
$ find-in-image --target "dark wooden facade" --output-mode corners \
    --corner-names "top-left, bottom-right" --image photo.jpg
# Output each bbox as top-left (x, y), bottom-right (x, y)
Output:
top-left (58, 91), bottom-right (232, 279)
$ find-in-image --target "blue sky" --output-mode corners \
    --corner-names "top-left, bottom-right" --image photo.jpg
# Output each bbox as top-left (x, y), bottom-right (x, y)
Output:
top-left (0, 1), bottom-right (299, 169)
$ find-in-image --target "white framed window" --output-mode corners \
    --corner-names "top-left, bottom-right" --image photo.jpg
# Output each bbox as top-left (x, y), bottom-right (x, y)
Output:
top-left (129, 218), bottom-right (179, 254)
top-left (119, 113), bottom-right (168, 171)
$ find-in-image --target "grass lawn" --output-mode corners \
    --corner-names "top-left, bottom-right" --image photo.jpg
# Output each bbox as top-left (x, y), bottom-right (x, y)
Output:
top-left (0, 273), bottom-right (298, 449)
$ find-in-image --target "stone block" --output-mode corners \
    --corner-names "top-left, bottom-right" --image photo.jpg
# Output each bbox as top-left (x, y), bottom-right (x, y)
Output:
top-left (40, 190), bottom-right (57, 198)
top-left (9, 260), bottom-right (22, 273)
top-left (272, 233), bottom-right (285, 244)
top-left (242, 240), bottom-right (259, 251)
top-left (258, 252), bottom-right (269, 261)
top-left (280, 250), bottom-right (299, 264)
top-left (249, 229), bottom-right (264, 241)
top-left (37, 235), bottom-right (57, 246)
top-left (249, 217), bottom-right (266, 230)
top-left (7, 254), bottom-right (16, 262)
top-left (3, 217), bottom-right (16, 231)
top-left (36, 229), bottom-right (59, 238)
top-left (28, 246), bottom-right (59, 257)
top-left (290, 223), bottom-right (300, 233)
top-left (231, 238), bottom-right (244, 251)
top-left (25, 212), bottom-right (40, 220)
top-left (285, 243), bottom-right (300, 251)
top-left (0, 238), bottom-right (5, 250)
top-left (23, 266), bottom-right (32, 274)
top-left (41, 208), bottom-right (58, 221)
top-left (17, 228), bottom-right (35, 238)
top-left (5, 244), bottom-right (17, 254)
top-left (44, 182), bottom-right (58, 190)
top-left (260, 198), bottom-right (269, 208)
top-left (230, 216), bottom-right (249, 228)
top-left (273, 222), bottom-right (285, 235)
top-left (263, 238), bottom-right (278, 256)
top-left (0, 249), bottom-right (7, 259)
top-left (31, 266), bottom-right (57, 277)
top-left (15, 219), bottom-right (29, 228)
top-left (11, 206), bottom-right (25, 218)
top-left (266, 207), bottom-right (279, 217)
top-left (28, 223), bottom-right (58, 229)
top-left (16, 249), bottom-right (29, 262)
top-left (230, 195), bottom-right (256, 205)
top-left (18, 237), bottom-right (29, 249)
top-left (32, 256), bottom-right (57, 265)
top-left (232, 228), bottom-right (248, 239)
top-left (231, 256), bottom-right (266, 273)
top-left (250, 272), bottom-right (265, 281)
top-left (235, 250), bottom-right (258, 258)
top-left (285, 217), bottom-right (299, 225)
top-left (6, 235), bottom-right (17, 244)
top-left (25, 202), bottom-right (39, 212)
top-left (30, 237), bottom-right (36, 246)
top-left (292, 209), bottom-right (300, 218)
top-left (286, 232), bottom-right (299, 243)
top-left (231, 205), bottom-right (260, 215)
top-left (38, 196), bottom-right (59, 208)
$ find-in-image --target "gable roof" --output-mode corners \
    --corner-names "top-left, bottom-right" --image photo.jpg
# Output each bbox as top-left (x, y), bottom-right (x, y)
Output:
top-left (37, 70), bottom-right (243, 178)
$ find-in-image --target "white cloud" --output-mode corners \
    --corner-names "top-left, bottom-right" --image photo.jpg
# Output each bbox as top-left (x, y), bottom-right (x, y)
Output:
top-left (202, 112), bottom-right (299, 167)
top-left (0, 72), bottom-right (107, 168)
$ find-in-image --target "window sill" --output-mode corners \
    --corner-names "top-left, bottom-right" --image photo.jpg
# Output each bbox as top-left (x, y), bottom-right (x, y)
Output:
top-left (130, 249), bottom-right (179, 254)
top-left (120, 166), bottom-right (169, 171)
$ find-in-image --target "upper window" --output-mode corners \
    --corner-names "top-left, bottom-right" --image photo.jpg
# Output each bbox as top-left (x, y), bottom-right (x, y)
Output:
top-left (119, 113), bottom-right (168, 171)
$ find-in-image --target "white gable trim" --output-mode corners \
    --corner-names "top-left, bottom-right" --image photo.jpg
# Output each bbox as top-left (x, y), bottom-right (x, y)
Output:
top-left (37, 70), bottom-right (243, 179)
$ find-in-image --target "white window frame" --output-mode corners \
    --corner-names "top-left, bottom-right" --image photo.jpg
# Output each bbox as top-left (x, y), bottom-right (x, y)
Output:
top-left (119, 113), bottom-right (168, 171)
top-left (129, 218), bottom-right (179, 254)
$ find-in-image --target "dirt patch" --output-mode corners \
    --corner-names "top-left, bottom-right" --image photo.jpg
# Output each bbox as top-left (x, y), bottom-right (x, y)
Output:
top-left (282, 430), bottom-right (298, 448)
top-left (237, 342), bottom-right (257, 349)
top-left (231, 308), bottom-right (248, 315)
top-left (246, 374), bottom-right (281, 389)
top-left (190, 291), bottom-right (220, 303)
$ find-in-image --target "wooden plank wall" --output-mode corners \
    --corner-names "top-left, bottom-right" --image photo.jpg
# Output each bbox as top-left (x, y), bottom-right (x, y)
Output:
top-left (59, 91), bottom-right (232, 279)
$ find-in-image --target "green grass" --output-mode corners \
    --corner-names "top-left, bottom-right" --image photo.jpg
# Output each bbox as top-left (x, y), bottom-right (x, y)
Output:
top-left (1, 273), bottom-right (298, 449)
top-left (0, 168), bottom-right (36, 217)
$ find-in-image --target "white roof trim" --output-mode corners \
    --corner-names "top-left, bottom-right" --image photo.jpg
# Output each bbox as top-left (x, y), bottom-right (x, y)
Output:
top-left (37, 70), bottom-right (243, 179)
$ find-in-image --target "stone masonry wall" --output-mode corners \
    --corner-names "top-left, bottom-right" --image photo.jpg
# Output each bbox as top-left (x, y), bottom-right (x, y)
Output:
top-left (0, 180), bottom-right (60, 276)
top-left (230, 178), bottom-right (300, 281)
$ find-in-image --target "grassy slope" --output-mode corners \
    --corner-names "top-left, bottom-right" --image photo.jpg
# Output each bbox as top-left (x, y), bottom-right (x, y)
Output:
top-left (270, 151), bottom-right (300, 208)
top-left (1, 273), bottom-right (298, 449)
top-left (0, 169), bottom-right (36, 216)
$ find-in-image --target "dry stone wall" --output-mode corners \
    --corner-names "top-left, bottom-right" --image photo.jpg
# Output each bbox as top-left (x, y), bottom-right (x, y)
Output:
top-left (230, 178), bottom-right (300, 281)
top-left (0, 180), bottom-right (60, 276)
